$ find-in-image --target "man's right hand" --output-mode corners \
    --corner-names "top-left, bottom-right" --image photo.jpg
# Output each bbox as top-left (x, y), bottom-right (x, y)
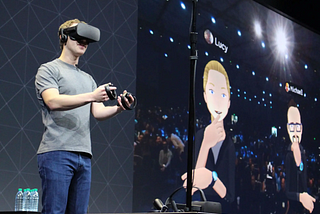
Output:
top-left (93, 84), bottom-right (117, 102)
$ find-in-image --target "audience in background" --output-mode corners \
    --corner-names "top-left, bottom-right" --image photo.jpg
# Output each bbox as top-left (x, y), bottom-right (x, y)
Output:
top-left (133, 104), bottom-right (320, 213)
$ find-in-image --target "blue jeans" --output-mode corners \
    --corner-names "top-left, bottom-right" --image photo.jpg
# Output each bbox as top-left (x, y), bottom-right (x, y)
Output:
top-left (38, 151), bottom-right (91, 214)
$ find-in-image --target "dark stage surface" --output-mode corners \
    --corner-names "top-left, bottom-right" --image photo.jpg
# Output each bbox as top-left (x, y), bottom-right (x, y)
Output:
top-left (0, 213), bottom-right (215, 214)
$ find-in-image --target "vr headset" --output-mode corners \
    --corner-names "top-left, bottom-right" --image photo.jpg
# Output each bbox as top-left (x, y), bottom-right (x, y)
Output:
top-left (59, 22), bottom-right (100, 44)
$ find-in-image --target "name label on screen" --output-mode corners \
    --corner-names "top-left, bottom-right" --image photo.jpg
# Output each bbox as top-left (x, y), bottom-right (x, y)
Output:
top-left (214, 37), bottom-right (228, 54)
top-left (285, 82), bottom-right (304, 96)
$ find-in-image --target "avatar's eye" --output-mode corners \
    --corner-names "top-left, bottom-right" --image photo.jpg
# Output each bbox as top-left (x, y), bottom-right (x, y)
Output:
top-left (222, 93), bottom-right (226, 98)
top-left (209, 89), bottom-right (214, 94)
top-left (289, 124), bottom-right (294, 131)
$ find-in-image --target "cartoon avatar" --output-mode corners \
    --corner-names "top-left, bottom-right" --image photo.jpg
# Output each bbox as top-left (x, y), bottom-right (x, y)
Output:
top-left (181, 60), bottom-right (235, 210)
top-left (285, 102), bottom-right (315, 213)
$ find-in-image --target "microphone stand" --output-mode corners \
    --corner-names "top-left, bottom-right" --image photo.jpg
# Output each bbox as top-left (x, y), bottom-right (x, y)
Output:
top-left (186, 0), bottom-right (198, 211)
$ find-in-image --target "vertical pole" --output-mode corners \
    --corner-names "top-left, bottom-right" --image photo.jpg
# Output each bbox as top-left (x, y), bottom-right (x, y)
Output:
top-left (186, 0), bottom-right (198, 211)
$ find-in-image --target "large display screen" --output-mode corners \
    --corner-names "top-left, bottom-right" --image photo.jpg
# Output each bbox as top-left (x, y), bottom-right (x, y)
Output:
top-left (133, 0), bottom-right (320, 213)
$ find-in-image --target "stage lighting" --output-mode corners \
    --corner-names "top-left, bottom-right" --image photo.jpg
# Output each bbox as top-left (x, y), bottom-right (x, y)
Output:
top-left (180, 2), bottom-right (186, 10)
top-left (211, 17), bottom-right (216, 24)
top-left (275, 28), bottom-right (288, 54)
top-left (254, 21), bottom-right (262, 37)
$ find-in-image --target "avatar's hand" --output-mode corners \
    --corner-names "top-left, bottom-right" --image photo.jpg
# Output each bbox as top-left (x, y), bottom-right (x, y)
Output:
top-left (181, 167), bottom-right (212, 195)
top-left (291, 140), bottom-right (300, 151)
top-left (195, 115), bottom-right (226, 168)
top-left (299, 192), bottom-right (316, 213)
top-left (291, 141), bottom-right (302, 167)
top-left (202, 115), bottom-right (226, 149)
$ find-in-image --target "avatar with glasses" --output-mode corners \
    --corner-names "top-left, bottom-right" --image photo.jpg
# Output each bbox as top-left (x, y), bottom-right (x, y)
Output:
top-left (288, 123), bottom-right (302, 133)
top-left (285, 104), bottom-right (315, 213)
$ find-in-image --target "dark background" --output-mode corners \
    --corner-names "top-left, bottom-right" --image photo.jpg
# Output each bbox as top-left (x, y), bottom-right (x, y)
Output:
top-left (254, 0), bottom-right (320, 35)
top-left (0, 0), bottom-right (319, 213)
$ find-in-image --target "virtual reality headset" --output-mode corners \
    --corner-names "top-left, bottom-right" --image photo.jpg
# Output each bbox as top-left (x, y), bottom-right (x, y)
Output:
top-left (60, 23), bottom-right (100, 43)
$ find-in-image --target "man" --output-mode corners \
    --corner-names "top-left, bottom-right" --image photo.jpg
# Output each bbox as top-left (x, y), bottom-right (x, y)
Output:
top-left (285, 103), bottom-right (315, 213)
top-left (181, 60), bottom-right (235, 212)
top-left (159, 140), bottom-right (173, 172)
top-left (276, 177), bottom-right (289, 214)
top-left (35, 19), bottom-right (133, 213)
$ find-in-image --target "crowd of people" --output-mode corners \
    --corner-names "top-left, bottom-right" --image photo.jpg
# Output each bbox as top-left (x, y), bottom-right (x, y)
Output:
top-left (133, 104), bottom-right (320, 213)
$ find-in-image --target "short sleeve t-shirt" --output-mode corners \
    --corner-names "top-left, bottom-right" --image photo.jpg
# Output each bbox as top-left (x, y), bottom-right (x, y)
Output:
top-left (35, 59), bottom-right (97, 156)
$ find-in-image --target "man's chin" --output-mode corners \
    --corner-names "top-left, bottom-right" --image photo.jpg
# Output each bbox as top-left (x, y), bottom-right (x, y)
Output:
top-left (75, 51), bottom-right (86, 57)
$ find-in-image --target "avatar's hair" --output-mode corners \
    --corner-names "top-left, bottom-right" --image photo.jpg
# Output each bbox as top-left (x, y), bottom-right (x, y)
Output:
top-left (203, 60), bottom-right (230, 98)
top-left (58, 19), bottom-right (86, 50)
top-left (288, 99), bottom-right (297, 108)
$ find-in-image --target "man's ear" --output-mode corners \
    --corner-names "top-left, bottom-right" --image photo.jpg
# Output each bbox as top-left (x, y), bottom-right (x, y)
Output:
top-left (227, 99), bottom-right (230, 109)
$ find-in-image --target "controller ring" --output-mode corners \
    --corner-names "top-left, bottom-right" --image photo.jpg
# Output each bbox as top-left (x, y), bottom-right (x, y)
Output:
top-left (105, 83), bottom-right (117, 100)
top-left (119, 92), bottom-right (137, 110)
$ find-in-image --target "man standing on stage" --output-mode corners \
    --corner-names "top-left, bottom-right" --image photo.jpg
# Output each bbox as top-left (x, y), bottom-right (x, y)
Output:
top-left (35, 19), bottom-right (133, 213)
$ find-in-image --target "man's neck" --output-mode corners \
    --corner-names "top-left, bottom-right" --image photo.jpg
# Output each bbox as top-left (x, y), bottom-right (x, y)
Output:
top-left (59, 51), bottom-right (80, 66)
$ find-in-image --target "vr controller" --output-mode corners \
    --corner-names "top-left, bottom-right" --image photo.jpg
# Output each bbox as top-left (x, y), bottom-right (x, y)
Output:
top-left (104, 83), bottom-right (137, 110)
top-left (60, 23), bottom-right (100, 44)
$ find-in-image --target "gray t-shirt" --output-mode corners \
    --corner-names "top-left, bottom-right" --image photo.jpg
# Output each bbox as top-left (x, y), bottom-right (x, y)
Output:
top-left (35, 59), bottom-right (97, 156)
top-left (211, 140), bottom-right (223, 164)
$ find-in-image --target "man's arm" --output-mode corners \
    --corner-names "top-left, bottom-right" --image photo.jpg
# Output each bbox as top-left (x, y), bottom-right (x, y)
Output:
top-left (91, 90), bottom-right (133, 121)
top-left (42, 85), bottom-right (109, 111)
top-left (91, 102), bottom-right (123, 121)
top-left (165, 150), bottom-right (173, 168)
